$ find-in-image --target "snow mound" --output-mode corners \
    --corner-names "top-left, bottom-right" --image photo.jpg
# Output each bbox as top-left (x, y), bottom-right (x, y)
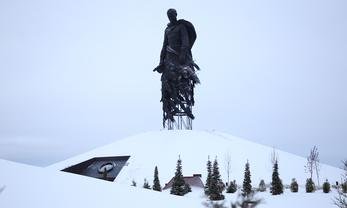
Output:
top-left (48, 130), bottom-right (343, 187)
top-left (1, 130), bottom-right (344, 208)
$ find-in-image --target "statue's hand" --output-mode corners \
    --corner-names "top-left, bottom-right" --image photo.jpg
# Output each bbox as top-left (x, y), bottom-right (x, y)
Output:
top-left (153, 64), bottom-right (164, 73)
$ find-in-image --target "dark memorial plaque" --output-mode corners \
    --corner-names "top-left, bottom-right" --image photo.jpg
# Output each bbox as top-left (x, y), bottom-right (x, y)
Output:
top-left (61, 156), bottom-right (130, 181)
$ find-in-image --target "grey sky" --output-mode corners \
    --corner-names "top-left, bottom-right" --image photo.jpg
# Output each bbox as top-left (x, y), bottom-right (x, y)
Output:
top-left (0, 0), bottom-right (346, 167)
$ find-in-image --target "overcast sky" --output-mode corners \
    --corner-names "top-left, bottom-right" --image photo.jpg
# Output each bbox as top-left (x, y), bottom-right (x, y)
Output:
top-left (0, 0), bottom-right (346, 168)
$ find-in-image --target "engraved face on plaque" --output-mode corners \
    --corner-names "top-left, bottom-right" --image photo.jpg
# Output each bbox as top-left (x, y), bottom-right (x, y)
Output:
top-left (98, 162), bottom-right (114, 173)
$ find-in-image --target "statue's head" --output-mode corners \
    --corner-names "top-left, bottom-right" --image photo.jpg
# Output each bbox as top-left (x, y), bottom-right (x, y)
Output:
top-left (167, 8), bottom-right (177, 23)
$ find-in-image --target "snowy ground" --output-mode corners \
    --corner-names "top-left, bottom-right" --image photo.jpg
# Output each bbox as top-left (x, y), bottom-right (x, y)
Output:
top-left (1, 130), bottom-right (344, 208)
top-left (0, 159), bottom-right (340, 208)
top-left (184, 187), bottom-right (340, 208)
top-left (165, 186), bottom-right (340, 208)
top-left (0, 159), bottom-right (201, 208)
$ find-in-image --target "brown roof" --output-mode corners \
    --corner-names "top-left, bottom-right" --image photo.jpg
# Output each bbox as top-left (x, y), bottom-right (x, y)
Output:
top-left (163, 174), bottom-right (204, 190)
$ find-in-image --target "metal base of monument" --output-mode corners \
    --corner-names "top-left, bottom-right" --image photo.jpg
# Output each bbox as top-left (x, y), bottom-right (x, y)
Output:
top-left (166, 113), bottom-right (192, 130)
top-left (165, 103), bottom-right (193, 130)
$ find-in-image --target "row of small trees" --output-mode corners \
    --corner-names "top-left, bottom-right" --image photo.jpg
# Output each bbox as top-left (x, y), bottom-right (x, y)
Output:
top-left (201, 153), bottom-right (346, 208)
top-left (205, 156), bottom-right (344, 201)
top-left (240, 159), bottom-right (284, 196)
top-left (131, 155), bottom-right (346, 205)
top-left (203, 157), bottom-right (284, 201)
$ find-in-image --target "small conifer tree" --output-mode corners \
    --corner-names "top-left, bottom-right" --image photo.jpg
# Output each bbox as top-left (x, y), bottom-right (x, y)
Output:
top-left (322, 179), bottom-right (330, 193)
top-left (205, 157), bottom-right (213, 195)
top-left (290, 178), bottom-right (299, 192)
top-left (170, 156), bottom-right (190, 196)
top-left (209, 157), bottom-right (225, 200)
top-left (342, 181), bottom-right (347, 193)
top-left (184, 183), bottom-right (192, 193)
top-left (231, 193), bottom-right (262, 208)
top-left (242, 161), bottom-right (252, 196)
top-left (270, 160), bottom-right (283, 195)
top-left (143, 178), bottom-right (151, 189)
top-left (333, 160), bottom-right (347, 208)
top-left (258, 180), bottom-right (266, 192)
top-left (306, 178), bottom-right (316, 193)
top-left (227, 180), bottom-right (238, 193)
top-left (152, 166), bottom-right (162, 191)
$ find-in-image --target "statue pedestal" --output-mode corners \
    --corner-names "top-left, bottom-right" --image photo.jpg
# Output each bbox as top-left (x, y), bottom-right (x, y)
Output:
top-left (166, 105), bottom-right (192, 130)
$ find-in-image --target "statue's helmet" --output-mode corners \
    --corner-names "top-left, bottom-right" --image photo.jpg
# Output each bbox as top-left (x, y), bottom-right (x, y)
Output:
top-left (167, 8), bottom-right (177, 22)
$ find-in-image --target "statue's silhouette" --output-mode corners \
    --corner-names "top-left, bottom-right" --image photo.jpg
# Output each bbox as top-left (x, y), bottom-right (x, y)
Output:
top-left (154, 9), bottom-right (200, 129)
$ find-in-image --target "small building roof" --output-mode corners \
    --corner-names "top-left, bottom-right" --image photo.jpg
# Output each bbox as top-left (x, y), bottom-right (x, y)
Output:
top-left (163, 174), bottom-right (204, 190)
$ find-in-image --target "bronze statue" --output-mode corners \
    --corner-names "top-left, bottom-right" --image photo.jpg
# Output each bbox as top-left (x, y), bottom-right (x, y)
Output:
top-left (154, 9), bottom-right (200, 128)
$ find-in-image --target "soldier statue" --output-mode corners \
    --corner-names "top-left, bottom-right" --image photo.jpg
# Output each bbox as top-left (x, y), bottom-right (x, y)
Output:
top-left (154, 9), bottom-right (200, 129)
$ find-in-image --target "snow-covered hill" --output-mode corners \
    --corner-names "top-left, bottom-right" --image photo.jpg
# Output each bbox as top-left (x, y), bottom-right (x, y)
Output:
top-left (48, 130), bottom-right (343, 187)
top-left (1, 130), bottom-right (344, 208)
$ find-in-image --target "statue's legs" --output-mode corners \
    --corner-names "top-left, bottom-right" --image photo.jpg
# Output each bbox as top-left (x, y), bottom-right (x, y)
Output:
top-left (160, 51), bottom-right (199, 129)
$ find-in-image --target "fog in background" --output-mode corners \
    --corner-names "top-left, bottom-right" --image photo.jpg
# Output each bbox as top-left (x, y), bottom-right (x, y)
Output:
top-left (0, 0), bottom-right (346, 167)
